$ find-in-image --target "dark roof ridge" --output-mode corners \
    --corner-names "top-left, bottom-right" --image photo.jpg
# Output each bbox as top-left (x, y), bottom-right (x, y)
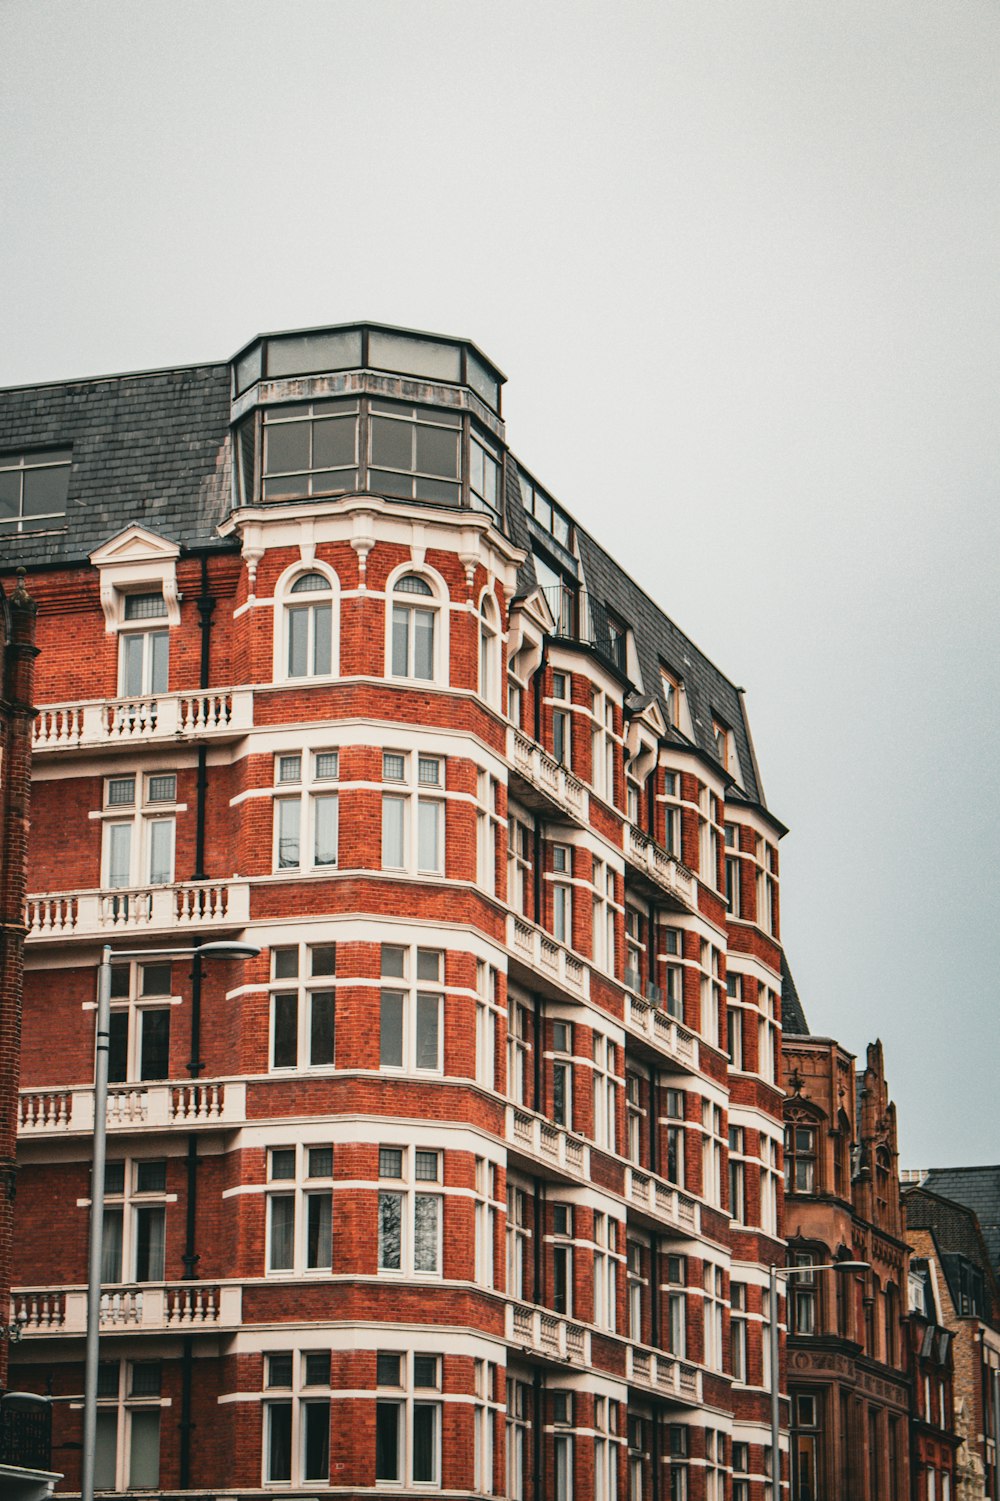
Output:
top-left (0, 358), bottom-right (229, 396)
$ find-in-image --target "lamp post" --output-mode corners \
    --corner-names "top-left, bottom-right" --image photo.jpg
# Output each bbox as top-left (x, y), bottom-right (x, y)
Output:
top-left (768, 1258), bottom-right (869, 1498)
top-left (80, 940), bottom-right (259, 1501)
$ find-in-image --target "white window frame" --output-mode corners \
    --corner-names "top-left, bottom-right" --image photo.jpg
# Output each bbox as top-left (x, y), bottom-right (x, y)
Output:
top-left (106, 959), bottom-right (178, 1085)
top-left (117, 593), bottom-right (170, 700)
top-left (101, 1157), bottom-right (168, 1285)
top-left (262, 1349), bottom-right (332, 1487)
top-left (265, 1144), bottom-right (334, 1276)
top-left (386, 565), bottom-right (447, 685)
top-left (589, 689), bottom-right (619, 804)
top-left (101, 772), bottom-right (178, 890)
top-left (268, 941), bottom-right (337, 1072)
top-left (592, 1033), bottom-right (618, 1152)
top-left (377, 1145), bottom-right (443, 1278)
top-left (591, 858), bottom-right (618, 976)
top-left (381, 751), bottom-right (445, 875)
top-left (507, 996), bottom-right (531, 1108)
top-left (272, 749), bottom-right (340, 873)
top-left (479, 590), bottom-right (502, 707)
top-left (475, 1156), bottom-right (498, 1290)
top-left (701, 1101), bottom-right (724, 1207)
top-left (507, 807), bottom-right (533, 917)
top-left (93, 1358), bottom-right (165, 1492)
top-left (476, 769), bottom-right (500, 896)
top-left (592, 1212), bottom-right (620, 1333)
top-left (276, 565), bottom-right (339, 683)
top-left (379, 943), bottom-right (444, 1075)
top-left (475, 960), bottom-right (499, 1092)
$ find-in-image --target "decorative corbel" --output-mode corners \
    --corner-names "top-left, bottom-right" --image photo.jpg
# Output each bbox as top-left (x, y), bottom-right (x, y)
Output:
top-left (459, 554), bottom-right (479, 596)
top-left (351, 535), bottom-right (375, 588)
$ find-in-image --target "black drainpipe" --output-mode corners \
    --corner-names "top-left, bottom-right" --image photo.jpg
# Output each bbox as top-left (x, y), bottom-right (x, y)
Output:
top-left (532, 1368), bottom-right (544, 1501)
top-left (180, 553), bottom-right (215, 1486)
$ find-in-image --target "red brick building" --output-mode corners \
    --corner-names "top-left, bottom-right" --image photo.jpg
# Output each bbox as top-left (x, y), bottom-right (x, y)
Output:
top-left (780, 1030), bottom-right (913, 1500)
top-left (3, 323), bottom-right (792, 1499)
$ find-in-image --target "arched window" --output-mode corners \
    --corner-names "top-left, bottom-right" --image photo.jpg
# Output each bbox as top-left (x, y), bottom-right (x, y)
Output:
top-left (286, 572), bottom-right (334, 679)
top-left (478, 593), bottom-right (500, 705)
top-left (390, 573), bottom-right (439, 681)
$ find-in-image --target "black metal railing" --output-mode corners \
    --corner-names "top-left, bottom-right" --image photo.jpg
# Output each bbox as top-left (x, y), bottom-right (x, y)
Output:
top-left (0, 1393), bottom-right (53, 1473)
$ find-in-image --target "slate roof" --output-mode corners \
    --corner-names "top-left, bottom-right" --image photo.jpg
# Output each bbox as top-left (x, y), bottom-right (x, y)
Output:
top-left (780, 953), bottom-right (810, 1035)
top-left (922, 1167), bottom-right (1000, 1273)
top-left (1, 337), bottom-right (776, 812)
top-left (903, 1183), bottom-right (1000, 1323)
top-left (0, 363), bottom-right (234, 570)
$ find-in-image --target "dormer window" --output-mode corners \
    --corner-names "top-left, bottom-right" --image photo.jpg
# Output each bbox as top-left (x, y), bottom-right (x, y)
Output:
top-left (0, 447), bottom-right (70, 533)
top-left (660, 667), bottom-right (681, 727)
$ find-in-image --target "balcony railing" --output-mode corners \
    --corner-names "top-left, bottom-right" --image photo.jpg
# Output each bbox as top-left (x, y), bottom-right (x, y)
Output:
top-left (625, 1166), bottom-right (699, 1234)
top-left (506, 1302), bottom-right (589, 1365)
top-left (507, 914), bottom-right (589, 1001)
top-left (18, 1080), bottom-right (246, 1137)
top-left (626, 1343), bottom-right (701, 1403)
top-left (508, 727), bottom-right (588, 822)
top-left (11, 1283), bottom-right (242, 1335)
top-left (0, 1395), bottom-right (53, 1477)
top-left (625, 992), bottom-right (699, 1070)
top-left (624, 823), bottom-right (697, 909)
top-left (32, 688), bottom-right (253, 752)
top-left (24, 879), bottom-right (251, 942)
top-left (507, 1105), bottom-right (589, 1178)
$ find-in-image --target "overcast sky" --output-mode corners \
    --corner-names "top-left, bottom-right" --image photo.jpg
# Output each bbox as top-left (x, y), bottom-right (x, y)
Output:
top-left (3, 1), bottom-right (998, 1165)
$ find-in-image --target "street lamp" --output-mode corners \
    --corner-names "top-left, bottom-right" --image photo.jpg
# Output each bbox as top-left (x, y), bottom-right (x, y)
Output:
top-left (81, 939), bottom-right (259, 1501)
top-left (768, 1258), bottom-right (869, 1498)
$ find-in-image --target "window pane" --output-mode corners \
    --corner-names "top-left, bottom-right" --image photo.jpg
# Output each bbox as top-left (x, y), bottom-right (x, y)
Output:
top-left (267, 1401), bottom-right (293, 1482)
top-left (313, 603), bottom-right (332, 675)
top-left (273, 992), bottom-right (298, 1069)
top-left (416, 424), bottom-right (459, 478)
top-left (417, 800), bottom-right (442, 872)
top-left (375, 1401), bottom-right (400, 1480)
top-left (371, 415), bottom-right (413, 469)
top-left (303, 1399), bottom-right (331, 1480)
top-left (314, 795), bottom-right (338, 866)
top-left (265, 422), bottom-right (310, 475)
top-left (413, 1402), bottom-right (438, 1483)
top-left (414, 1193), bottom-right (440, 1271)
top-left (278, 799), bottom-right (301, 868)
top-left (121, 633), bottom-right (144, 697)
top-left (108, 823), bottom-right (132, 888)
top-left (94, 1410), bottom-right (118, 1490)
top-left (268, 1196), bottom-right (295, 1271)
top-left (149, 632), bottom-right (169, 694)
top-left (313, 415), bottom-right (355, 467)
top-left (416, 993), bottom-right (440, 1070)
top-left (134, 1206), bottom-right (165, 1281)
top-left (139, 1009), bottom-right (170, 1080)
top-left (108, 1011), bottom-right (129, 1083)
top-left (102, 1207), bottom-right (124, 1282)
top-left (148, 819), bottom-right (174, 885)
top-left (391, 605), bottom-right (409, 676)
top-left (414, 608), bottom-right (435, 679)
top-left (129, 1408), bottom-right (160, 1489)
top-left (288, 606), bottom-right (309, 676)
top-left (307, 1193), bottom-right (332, 1268)
top-left (310, 990), bottom-right (335, 1066)
top-left (382, 796), bottom-right (405, 868)
top-left (378, 1191), bottom-right (402, 1269)
top-left (380, 992), bottom-right (404, 1067)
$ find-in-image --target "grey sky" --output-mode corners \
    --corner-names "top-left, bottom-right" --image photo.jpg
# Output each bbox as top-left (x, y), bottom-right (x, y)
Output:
top-left (2, 1), bottom-right (998, 1164)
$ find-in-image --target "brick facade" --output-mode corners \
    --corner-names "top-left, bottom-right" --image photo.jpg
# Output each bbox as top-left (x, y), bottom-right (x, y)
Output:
top-left (4, 324), bottom-right (790, 1499)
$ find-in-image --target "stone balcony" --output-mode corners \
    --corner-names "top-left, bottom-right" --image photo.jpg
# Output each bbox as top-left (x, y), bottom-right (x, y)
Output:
top-left (18, 1080), bottom-right (245, 1138)
top-left (624, 1165), bottom-right (699, 1236)
top-left (623, 823), bottom-right (697, 912)
top-left (11, 1283), bottom-right (242, 1336)
top-left (626, 1342), bottom-right (701, 1404)
top-left (24, 879), bottom-right (251, 943)
top-left (506, 1302), bottom-right (590, 1366)
top-left (507, 914), bottom-right (590, 1002)
top-left (506, 1105), bottom-right (590, 1180)
top-left (624, 991), bottom-right (699, 1072)
top-left (507, 727), bottom-right (589, 824)
top-left (32, 688), bottom-right (253, 753)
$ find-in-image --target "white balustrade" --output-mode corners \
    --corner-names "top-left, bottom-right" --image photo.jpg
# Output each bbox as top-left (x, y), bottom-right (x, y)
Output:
top-left (508, 728), bottom-right (588, 822)
top-left (506, 1303), bottom-right (590, 1365)
top-left (25, 879), bottom-right (251, 942)
top-left (625, 1166), bottom-right (699, 1233)
top-left (506, 1106), bottom-right (591, 1178)
top-left (32, 689), bottom-right (253, 752)
top-left (18, 1081), bottom-right (245, 1136)
top-left (507, 914), bottom-right (590, 1001)
top-left (626, 1344), bottom-right (701, 1402)
top-left (625, 823), bottom-right (697, 909)
top-left (12, 1284), bottom-right (242, 1334)
top-left (626, 993), bottom-right (698, 1069)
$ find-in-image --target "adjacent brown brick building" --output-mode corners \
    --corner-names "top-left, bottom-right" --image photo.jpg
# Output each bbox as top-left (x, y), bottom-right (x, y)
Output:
top-left (4, 322), bottom-right (793, 1499)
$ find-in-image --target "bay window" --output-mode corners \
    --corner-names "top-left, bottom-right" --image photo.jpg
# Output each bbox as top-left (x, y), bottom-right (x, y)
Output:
top-left (377, 1146), bottom-right (442, 1276)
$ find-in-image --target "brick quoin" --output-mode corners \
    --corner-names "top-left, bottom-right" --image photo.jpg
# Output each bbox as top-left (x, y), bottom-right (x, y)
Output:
top-left (1, 323), bottom-right (818, 1499)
